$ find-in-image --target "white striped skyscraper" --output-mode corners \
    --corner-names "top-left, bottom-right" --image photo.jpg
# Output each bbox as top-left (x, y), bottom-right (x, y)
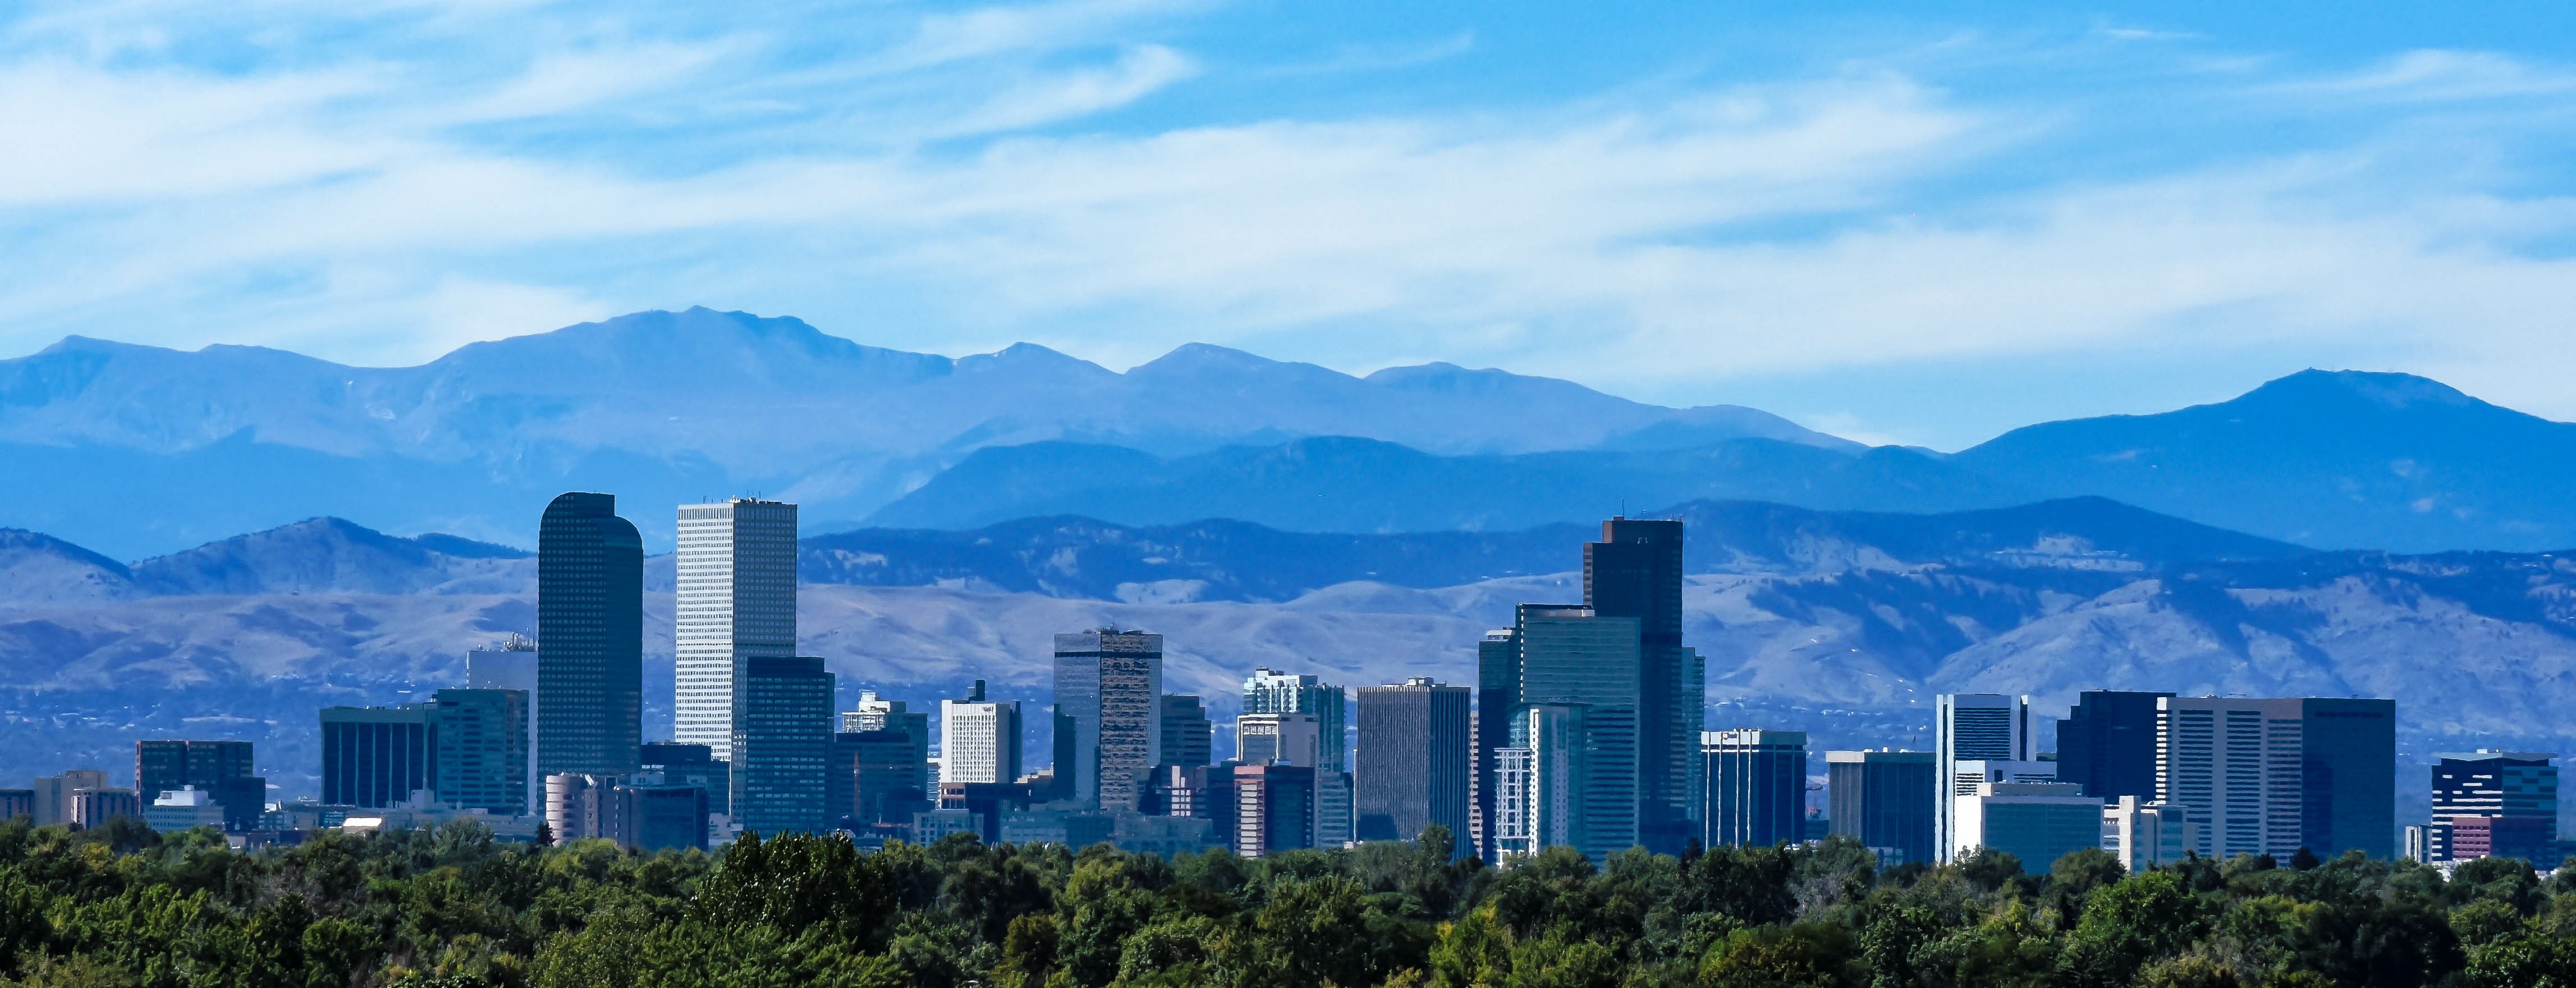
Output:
top-left (673, 498), bottom-right (799, 758)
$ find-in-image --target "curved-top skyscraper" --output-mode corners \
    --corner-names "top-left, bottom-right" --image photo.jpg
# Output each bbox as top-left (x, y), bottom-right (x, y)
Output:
top-left (537, 492), bottom-right (644, 778)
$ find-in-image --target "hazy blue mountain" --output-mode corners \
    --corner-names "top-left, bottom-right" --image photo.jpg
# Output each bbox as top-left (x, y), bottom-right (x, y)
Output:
top-left (1955, 369), bottom-right (2576, 552)
top-left (129, 518), bottom-right (530, 596)
top-left (864, 436), bottom-right (2028, 532)
top-left (0, 309), bottom-right (1838, 557)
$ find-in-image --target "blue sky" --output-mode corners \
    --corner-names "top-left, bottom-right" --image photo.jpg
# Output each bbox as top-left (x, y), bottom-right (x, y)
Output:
top-left (3, 0), bottom-right (2573, 449)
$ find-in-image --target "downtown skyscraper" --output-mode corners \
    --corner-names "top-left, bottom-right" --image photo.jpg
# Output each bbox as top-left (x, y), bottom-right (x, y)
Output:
top-left (1054, 629), bottom-right (1164, 811)
top-left (674, 498), bottom-right (799, 758)
top-left (537, 492), bottom-right (644, 778)
top-left (1582, 518), bottom-right (1703, 855)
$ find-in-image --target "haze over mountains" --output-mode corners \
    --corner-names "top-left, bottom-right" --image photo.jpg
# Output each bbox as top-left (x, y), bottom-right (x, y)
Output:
top-left (2, 308), bottom-right (2572, 557)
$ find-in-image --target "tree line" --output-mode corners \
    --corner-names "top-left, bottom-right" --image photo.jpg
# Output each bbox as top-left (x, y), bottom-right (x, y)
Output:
top-left (0, 817), bottom-right (2566, 987)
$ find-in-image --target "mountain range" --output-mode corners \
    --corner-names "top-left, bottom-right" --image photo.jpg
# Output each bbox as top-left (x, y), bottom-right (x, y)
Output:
top-left (3, 308), bottom-right (2573, 557)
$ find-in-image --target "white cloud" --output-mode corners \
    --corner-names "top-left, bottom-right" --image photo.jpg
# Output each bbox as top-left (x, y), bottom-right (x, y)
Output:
top-left (933, 43), bottom-right (1197, 137)
top-left (2288, 49), bottom-right (2576, 102)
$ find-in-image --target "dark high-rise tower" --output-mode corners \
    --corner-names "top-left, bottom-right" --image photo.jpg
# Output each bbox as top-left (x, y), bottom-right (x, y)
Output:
top-left (1583, 517), bottom-right (1702, 855)
top-left (1474, 628), bottom-right (1518, 862)
top-left (538, 492), bottom-right (644, 778)
top-left (1354, 678), bottom-right (1472, 846)
top-left (2059, 690), bottom-right (2172, 801)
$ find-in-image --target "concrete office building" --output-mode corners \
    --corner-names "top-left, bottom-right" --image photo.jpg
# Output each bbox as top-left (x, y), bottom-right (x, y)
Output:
top-left (1244, 669), bottom-right (1349, 771)
top-left (433, 688), bottom-right (530, 816)
top-left (1354, 678), bottom-right (1471, 845)
top-left (2431, 750), bottom-right (2558, 865)
top-left (2058, 690), bottom-right (2173, 802)
top-left (1827, 749), bottom-right (1936, 866)
top-left (70, 789), bottom-right (140, 828)
top-left (1935, 694), bottom-right (2032, 863)
top-left (942, 681), bottom-right (1024, 785)
top-left (1952, 782), bottom-right (2102, 869)
top-left (1496, 704), bottom-right (1589, 860)
top-left (1238, 711), bottom-right (1323, 767)
top-left (1703, 730), bottom-right (1807, 849)
top-left (468, 637), bottom-right (540, 809)
top-left (673, 498), bottom-right (799, 757)
top-left (731, 657), bottom-right (835, 836)
top-left (1583, 517), bottom-right (1704, 854)
top-left (537, 492), bottom-right (643, 778)
top-left (1055, 629), bottom-right (1164, 811)
top-left (1233, 763), bottom-right (1316, 858)
top-left (320, 705), bottom-right (434, 808)
top-left (2103, 797), bottom-right (2195, 872)
top-left (1159, 695), bottom-right (1212, 769)
top-left (135, 739), bottom-right (263, 830)
top-left (144, 787), bottom-right (226, 833)
top-left (31, 771), bottom-right (109, 828)
top-left (2155, 696), bottom-right (2396, 861)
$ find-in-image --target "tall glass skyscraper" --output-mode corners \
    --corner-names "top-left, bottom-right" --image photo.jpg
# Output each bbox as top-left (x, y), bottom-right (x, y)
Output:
top-left (1053, 629), bottom-right (1163, 811)
top-left (674, 498), bottom-right (799, 758)
top-left (537, 492), bottom-right (643, 778)
top-left (732, 656), bottom-right (835, 836)
top-left (1703, 729), bottom-right (1807, 849)
top-left (1583, 518), bottom-right (1703, 855)
top-left (1510, 603), bottom-right (1642, 864)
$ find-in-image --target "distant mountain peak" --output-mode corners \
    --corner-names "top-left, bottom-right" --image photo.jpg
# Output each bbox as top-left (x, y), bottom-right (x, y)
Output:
top-left (2243, 369), bottom-right (2481, 411)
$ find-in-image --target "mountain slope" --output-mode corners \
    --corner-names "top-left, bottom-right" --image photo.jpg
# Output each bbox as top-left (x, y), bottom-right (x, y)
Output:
top-left (1956, 370), bottom-right (2576, 552)
top-left (865, 436), bottom-right (2027, 533)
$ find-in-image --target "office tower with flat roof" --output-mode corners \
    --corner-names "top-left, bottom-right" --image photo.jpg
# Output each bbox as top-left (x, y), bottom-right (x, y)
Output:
top-left (2059, 690), bottom-right (2174, 802)
top-left (1054, 629), bottom-right (1163, 811)
top-left (321, 705), bottom-right (434, 808)
top-left (1703, 729), bottom-right (1807, 849)
top-left (1233, 763), bottom-right (1316, 858)
top-left (2432, 749), bottom-right (2559, 865)
top-left (2103, 797), bottom-right (2195, 872)
top-left (31, 770), bottom-right (108, 827)
top-left (1583, 517), bottom-right (1703, 855)
top-left (1244, 669), bottom-right (1349, 771)
top-left (943, 681), bottom-right (1025, 785)
top-left (1496, 703), bottom-right (1589, 859)
top-left (842, 691), bottom-right (929, 800)
top-left (675, 498), bottom-right (799, 757)
top-left (2153, 696), bottom-right (2397, 862)
top-left (1827, 749), bottom-right (1936, 866)
top-left (1354, 678), bottom-right (1472, 845)
top-left (1935, 694), bottom-right (2030, 863)
top-left (433, 688), bottom-right (530, 816)
top-left (1474, 628), bottom-right (1519, 861)
top-left (1237, 711), bottom-right (1323, 767)
top-left (2156, 696), bottom-right (2305, 860)
top-left (538, 492), bottom-right (644, 778)
top-left (731, 657), bottom-right (834, 836)
top-left (469, 637), bottom-right (540, 809)
top-left (1159, 694), bottom-right (1212, 769)
top-left (640, 742), bottom-right (729, 818)
top-left (1512, 603), bottom-right (1643, 863)
top-left (831, 729), bottom-right (931, 826)
top-left (2298, 697), bottom-right (2395, 860)
top-left (135, 739), bottom-right (263, 830)
top-left (1953, 781), bottom-right (2102, 869)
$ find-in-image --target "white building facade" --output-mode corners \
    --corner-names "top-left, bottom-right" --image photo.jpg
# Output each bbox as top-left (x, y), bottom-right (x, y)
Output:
top-left (672, 499), bottom-right (799, 757)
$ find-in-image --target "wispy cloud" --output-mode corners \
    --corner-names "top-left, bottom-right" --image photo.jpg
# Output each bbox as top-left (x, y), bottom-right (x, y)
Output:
top-left (0, 1), bottom-right (2574, 441)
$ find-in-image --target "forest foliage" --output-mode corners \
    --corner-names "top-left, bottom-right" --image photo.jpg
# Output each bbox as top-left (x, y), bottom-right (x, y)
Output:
top-left (0, 818), bottom-right (2569, 988)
